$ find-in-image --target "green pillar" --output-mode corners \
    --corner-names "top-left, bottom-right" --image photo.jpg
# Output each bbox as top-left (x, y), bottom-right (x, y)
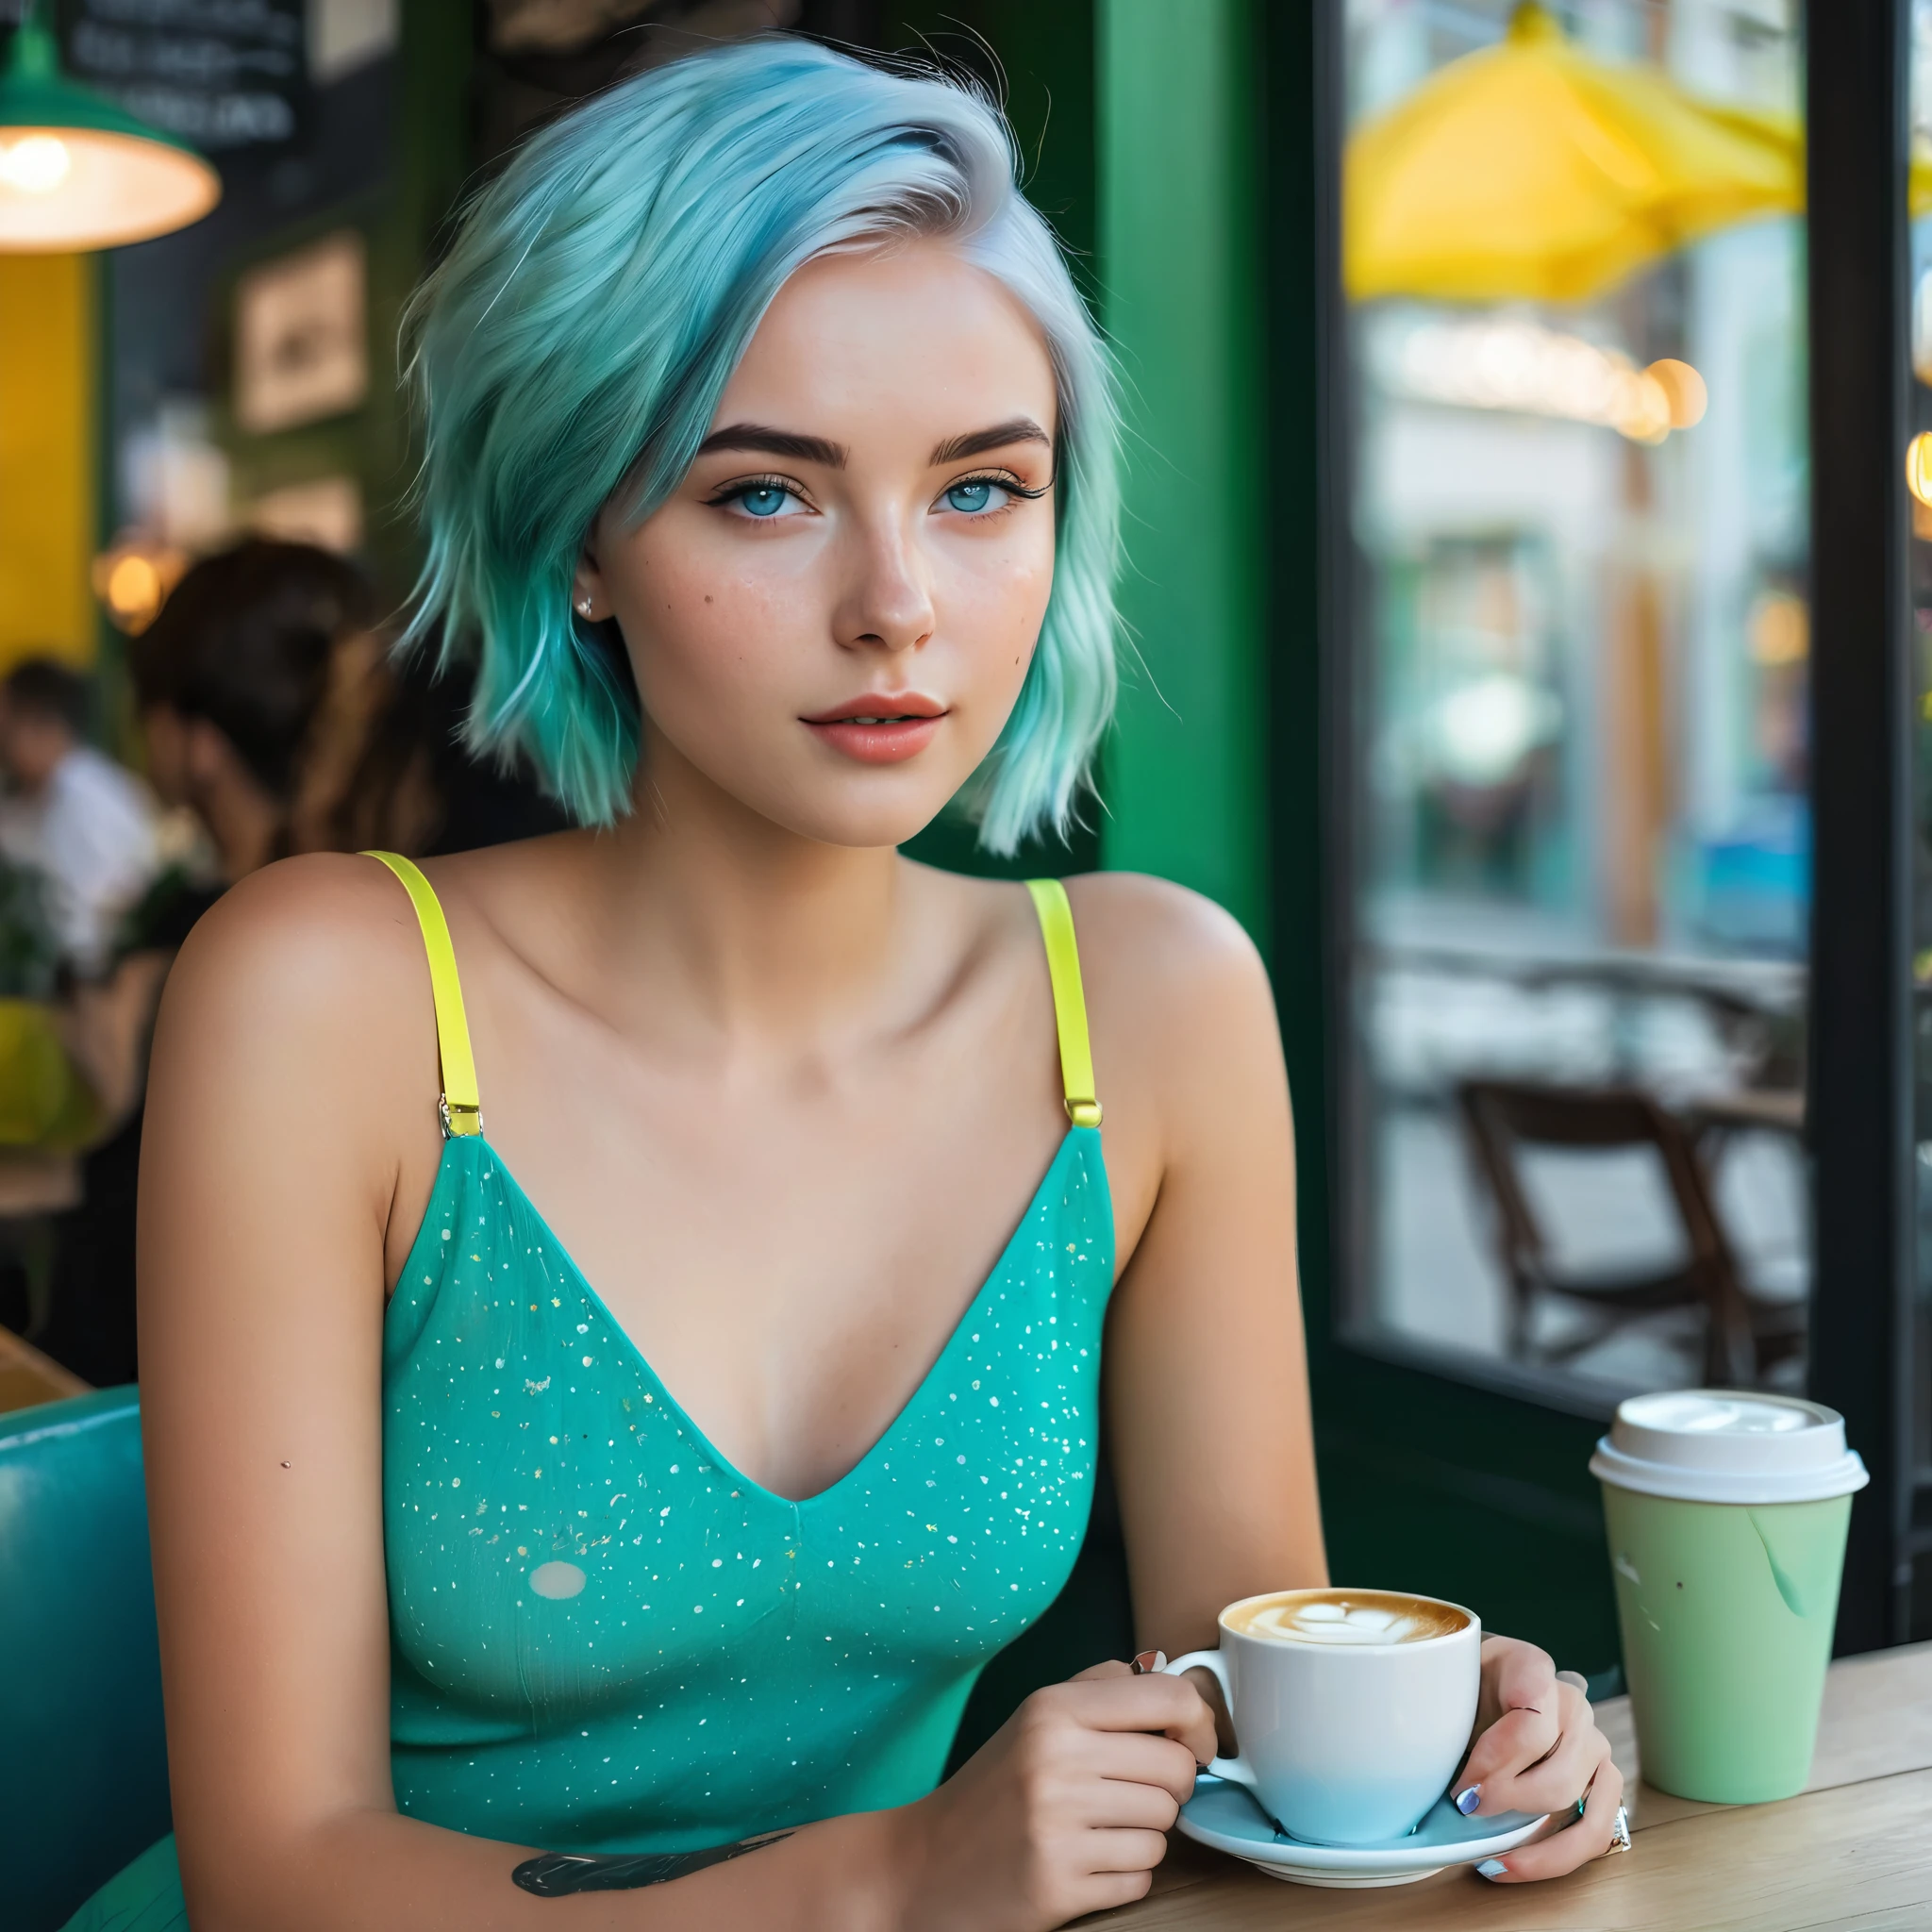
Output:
top-left (1097, 0), bottom-right (1267, 947)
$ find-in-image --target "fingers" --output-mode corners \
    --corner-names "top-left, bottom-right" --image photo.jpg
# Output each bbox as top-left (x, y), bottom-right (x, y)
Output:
top-left (1477, 1758), bottom-right (1625, 1884)
top-left (1074, 1870), bottom-right (1157, 1914)
top-left (1087, 1731), bottom-right (1200, 1810)
top-left (1456, 1698), bottom-right (1561, 1807)
top-left (1072, 1767), bottom-right (1186, 1833)
top-left (1167, 1671), bottom-right (1222, 1767)
top-left (1071, 1658), bottom-right (1134, 1683)
top-left (1491, 1700), bottom-right (1615, 1816)
top-left (1050, 1672), bottom-right (1216, 1749)
top-left (1080, 1827), bottom-right (1173, 1876)
top-left (1481, 1635), bottom-right (1558, 1716)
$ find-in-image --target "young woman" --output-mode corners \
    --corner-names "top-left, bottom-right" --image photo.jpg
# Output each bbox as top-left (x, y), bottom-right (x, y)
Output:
top-left (74, 39), bottom-right (1621, 1932)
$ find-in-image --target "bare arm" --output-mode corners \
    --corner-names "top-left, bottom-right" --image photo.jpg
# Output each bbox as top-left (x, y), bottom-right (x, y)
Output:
top-left (139, 856), bottom-right (1211, 1932)
top-left (140, 859), bottom-right (919, 1930)
top-left (1077, 875), bottom-right (1622, 1880)
top-left (1074, 874), bottom-right (1328, 1659)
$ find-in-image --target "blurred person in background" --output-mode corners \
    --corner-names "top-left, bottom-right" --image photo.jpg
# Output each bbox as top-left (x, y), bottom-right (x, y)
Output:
top-left (0, 657), bottom-right (158, 977)
top-left (133, 537), bottom-right (564, 891)
top-left (29, 539), bottom-right (562, 1386)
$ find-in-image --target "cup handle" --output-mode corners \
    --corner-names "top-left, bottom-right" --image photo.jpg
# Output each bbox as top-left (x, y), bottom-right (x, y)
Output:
top-left (1163, 1648), bottom-right (1258, 1792)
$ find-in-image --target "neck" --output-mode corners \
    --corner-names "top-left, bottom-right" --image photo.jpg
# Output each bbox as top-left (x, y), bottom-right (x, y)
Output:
top-left (569, 734), bottom-right (917, 1045)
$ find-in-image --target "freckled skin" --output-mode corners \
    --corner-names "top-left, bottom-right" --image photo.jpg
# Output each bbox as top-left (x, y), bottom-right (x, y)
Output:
top-left (136, 242), bottom-right (1614, 1932)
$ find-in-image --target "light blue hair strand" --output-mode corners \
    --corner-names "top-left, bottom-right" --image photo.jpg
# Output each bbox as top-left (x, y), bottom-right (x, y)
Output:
top-left (404, 37), bottom-right (1119, 853)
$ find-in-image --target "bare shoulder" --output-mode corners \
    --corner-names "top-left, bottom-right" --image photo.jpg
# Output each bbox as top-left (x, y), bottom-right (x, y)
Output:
top-left (153, 852), bottom-right (438, 1132)
top-left (1058, 872), bottom-right (1286, 1164)
top-left (1061, 871), bottom-right (1272, 1017)
top-left (166, 851), bottom-right (428, 1020)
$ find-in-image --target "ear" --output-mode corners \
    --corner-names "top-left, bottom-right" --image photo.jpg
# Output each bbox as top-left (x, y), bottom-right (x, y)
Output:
top-left (572, 534), bottom-right (610, 625)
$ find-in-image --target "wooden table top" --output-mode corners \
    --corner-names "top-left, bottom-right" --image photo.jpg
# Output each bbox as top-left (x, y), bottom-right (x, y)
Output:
top-left (0, 1322), bottom-right (85, 1417)
top-left (1095, 1641), bottom-right (1932, 1930)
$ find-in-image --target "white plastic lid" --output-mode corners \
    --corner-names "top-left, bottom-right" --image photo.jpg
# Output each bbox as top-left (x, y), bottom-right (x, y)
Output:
top-left (1590, 1390), bottom-right (1870, 1505)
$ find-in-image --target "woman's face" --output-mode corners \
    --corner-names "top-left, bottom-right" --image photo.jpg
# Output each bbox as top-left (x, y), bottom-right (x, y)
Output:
top-left (577, 241), bottom-right (1059, 849)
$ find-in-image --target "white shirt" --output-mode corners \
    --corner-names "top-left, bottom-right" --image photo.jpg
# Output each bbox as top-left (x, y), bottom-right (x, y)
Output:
top-left (0, 745), bottom-right (160, 974)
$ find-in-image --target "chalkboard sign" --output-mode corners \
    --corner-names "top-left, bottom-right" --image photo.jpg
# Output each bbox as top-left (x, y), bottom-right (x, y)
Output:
top-left (62, 0), bottom-right (308, 154)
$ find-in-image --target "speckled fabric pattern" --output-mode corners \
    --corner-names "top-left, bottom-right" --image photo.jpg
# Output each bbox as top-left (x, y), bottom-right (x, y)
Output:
top-left (382, 1123), bottom-right (1115, 1853)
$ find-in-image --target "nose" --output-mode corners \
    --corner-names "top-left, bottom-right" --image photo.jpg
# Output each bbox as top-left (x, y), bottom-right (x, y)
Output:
top-left (831, 517), bottom-right (936, 658)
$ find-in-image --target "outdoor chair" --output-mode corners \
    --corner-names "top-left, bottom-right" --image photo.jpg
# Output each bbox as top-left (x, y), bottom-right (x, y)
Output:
top-left (0, 1387), bottom-right (170, 1932)
top-left (1456, 1079), bottom-right (1806, 1387)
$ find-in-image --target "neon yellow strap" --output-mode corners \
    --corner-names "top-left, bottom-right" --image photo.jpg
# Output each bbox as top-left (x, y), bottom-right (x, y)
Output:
top-left (363, 851), bottom-right (483, 1138)
top-left (1025, 877), bottom-right (1102, 1129)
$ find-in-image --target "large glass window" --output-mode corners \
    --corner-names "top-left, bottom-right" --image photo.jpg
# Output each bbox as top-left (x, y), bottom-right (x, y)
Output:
top-left (1341, 0), bottom-right (1809, 1402)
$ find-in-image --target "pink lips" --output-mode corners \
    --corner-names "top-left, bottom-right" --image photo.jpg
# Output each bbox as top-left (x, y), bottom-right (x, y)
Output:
top-left (802, 694), bottom-right (946, 766)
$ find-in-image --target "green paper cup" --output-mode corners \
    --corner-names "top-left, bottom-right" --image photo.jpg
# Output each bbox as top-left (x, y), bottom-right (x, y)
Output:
top-left (1591, 1391), bottom-right (1868, 1805)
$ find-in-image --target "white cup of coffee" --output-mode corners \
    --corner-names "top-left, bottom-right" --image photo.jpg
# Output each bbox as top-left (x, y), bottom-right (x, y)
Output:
top-left (1165, 1588), bottom-right (1481, 1847)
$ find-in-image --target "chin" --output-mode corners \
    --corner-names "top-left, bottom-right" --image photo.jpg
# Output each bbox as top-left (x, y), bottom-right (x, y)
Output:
top-left (740, 772), bottom-right (966, 852)
top-left (774, 800), bottom-right (955, 852)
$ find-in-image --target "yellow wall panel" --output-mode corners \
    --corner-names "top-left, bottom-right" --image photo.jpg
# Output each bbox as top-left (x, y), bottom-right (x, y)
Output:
top-left (0, 256), bottom-right (93, 673)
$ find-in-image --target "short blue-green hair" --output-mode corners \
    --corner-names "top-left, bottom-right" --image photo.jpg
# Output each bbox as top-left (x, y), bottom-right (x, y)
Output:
top-left (405, 36), bottom-right (1118, 854)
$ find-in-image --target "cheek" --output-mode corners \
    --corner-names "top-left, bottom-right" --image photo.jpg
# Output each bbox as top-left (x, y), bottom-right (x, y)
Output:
top-left (941, 530), bottom-right (1058, 680)
top-left (618, 544), bottom-right (806, 718)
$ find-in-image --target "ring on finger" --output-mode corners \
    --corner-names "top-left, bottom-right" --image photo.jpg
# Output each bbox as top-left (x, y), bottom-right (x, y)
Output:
top-left (1601, 1805), bottom-right (1632, 1857)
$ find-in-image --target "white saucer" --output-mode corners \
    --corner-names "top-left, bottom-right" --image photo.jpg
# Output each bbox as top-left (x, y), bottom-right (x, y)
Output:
top-left (1175, 1776), bottom-right (1549, 1888)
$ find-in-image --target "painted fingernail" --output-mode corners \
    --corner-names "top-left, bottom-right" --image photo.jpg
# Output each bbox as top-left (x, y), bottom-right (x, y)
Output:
top-left (1475, 1858), bottom-right (1508, 1881)
top-left (1455, 1785), bottom-right (1482, 1815)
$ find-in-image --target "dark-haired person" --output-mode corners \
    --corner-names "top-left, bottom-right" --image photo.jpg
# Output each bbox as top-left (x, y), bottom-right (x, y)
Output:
top-left (33, 542), bottom-right (562, 1387)
top-left (132, 537), bottom-right (381, 883)
top-left (0, 657), bottom-right (158, 977)
top-left (132, 538), bottom-right (565, 878)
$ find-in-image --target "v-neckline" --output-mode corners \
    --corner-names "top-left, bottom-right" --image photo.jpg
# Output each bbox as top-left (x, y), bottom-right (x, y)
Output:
top-left (404, 1125), bottom-right (1109, 1513)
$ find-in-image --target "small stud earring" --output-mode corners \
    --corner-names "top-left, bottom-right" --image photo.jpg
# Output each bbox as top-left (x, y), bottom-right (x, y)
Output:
top-left (575, 595), bottom-right (593, 618)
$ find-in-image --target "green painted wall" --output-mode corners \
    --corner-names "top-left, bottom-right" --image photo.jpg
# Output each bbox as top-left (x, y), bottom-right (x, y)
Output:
top-left (1096, 0), bottom-right (1268, 946)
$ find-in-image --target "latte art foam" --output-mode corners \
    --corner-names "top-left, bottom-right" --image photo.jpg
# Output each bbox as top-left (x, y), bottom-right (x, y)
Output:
top-left (1227, 1590), bottom-right (1468, 1647)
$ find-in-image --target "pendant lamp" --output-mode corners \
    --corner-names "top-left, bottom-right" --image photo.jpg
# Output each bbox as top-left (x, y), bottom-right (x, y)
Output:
top-left (0, 3), bottom-right (219, 252)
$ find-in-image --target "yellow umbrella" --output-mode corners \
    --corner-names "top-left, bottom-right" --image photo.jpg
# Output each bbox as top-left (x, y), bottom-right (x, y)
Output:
top-left (1346, 2), bottom-right (1799, 305)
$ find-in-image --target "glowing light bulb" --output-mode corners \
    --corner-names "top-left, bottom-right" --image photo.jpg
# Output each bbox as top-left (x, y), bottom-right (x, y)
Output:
top-left (1646, 358), bottom-right (1708, 430)
top-left (0, 135), bottom-right (71, 193)
top-left (106, 554), bottom-right (160, 621)
top-left (1908, 431), bottom-right (1932, 508)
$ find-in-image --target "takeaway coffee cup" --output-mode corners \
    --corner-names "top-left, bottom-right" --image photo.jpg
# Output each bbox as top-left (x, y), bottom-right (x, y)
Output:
top-left (1591, 1391), bottom-right (1868, 1805)
top-left (1164, 1589), bottom-right (1481, 1846)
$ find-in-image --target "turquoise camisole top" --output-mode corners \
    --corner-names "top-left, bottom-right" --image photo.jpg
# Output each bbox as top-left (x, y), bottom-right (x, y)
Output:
top-left (375, 857), bottom-right (1115, 1855)
top-left (63, 860), bottom-right (1116, 1927)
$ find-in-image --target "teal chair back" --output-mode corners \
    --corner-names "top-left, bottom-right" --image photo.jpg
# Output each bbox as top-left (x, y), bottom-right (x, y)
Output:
top-left (0, 1389), bottom-right (170, 1931)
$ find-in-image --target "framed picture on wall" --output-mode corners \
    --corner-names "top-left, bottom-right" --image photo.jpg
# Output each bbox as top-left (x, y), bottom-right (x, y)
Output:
top-left (234, 230), bottom-right (368, 435)
top-left (247, 475), bottom-right (364, 554)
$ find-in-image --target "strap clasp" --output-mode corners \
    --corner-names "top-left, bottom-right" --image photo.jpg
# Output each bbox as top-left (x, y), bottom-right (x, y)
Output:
top-left (1065, 1097), bottom-right (1104, 1129)
top-left (440, 1094), bottom-right (484, 1140)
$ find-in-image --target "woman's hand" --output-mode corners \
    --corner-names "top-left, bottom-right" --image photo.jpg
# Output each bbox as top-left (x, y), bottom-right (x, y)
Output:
top-left (892, 1659), bottom-right (1215, 1931)
top-left (1451, 1636), bottom-right (1624, 1882)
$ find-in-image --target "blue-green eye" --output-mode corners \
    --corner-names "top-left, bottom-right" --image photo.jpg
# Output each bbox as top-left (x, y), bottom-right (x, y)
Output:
top-left (943, 479), bottom-right (998, 514)
top-left (737, 484), bottom-right (791, 518)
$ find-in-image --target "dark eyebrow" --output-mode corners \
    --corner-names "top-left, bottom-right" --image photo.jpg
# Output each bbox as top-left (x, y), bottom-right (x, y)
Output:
top-left (694, 424), bottom-right (849, 467)
top-left (928, 418), bottom-right (1052, 466)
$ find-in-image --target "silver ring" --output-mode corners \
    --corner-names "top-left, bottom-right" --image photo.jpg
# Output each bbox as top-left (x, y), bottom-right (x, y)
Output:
top-left (1602, 1804), bottom-right (1632, 1857)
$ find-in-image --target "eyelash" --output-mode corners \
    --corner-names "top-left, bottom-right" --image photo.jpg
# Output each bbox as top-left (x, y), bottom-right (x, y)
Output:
top-left (703, 469), bottom-right (1052, 515)
top-left (706, 473), bottom-right (804, 512)
top-left (947, 469), bottom-right (1051, 506)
